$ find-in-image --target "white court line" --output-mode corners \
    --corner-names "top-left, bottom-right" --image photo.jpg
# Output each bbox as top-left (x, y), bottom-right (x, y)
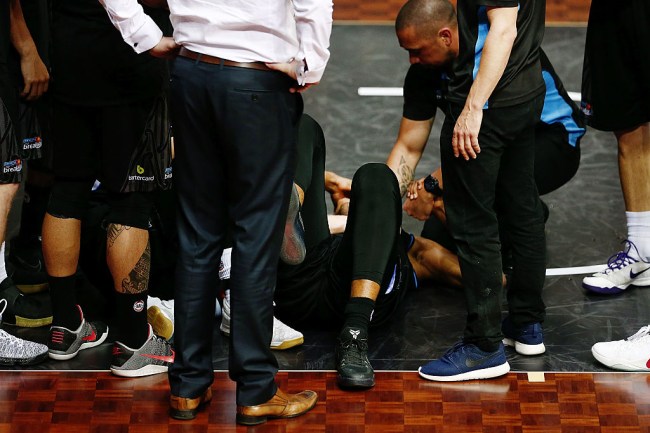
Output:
top-left (545, 264), bottom-right (606, 276)
top-left (358, 87), bottom-right (582, 103)
top-left (358, 87), bottom-right (403, 96)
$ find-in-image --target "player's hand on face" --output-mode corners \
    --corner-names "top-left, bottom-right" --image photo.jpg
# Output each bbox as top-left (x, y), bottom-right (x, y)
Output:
top-left (403, 187), bottom-right (434, 221)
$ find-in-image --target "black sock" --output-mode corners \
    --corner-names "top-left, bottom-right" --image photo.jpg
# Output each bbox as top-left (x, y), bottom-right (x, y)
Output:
top-left (340, 297), bottom-right (375, 339)
top-left (115, 292), bottom-right (149, 349)
top-left (48, 274), bottom-right (81, 330)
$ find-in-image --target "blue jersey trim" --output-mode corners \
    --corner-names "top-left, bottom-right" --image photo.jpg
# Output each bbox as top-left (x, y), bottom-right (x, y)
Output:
top-left (540, 70), bottom-right (586, 147)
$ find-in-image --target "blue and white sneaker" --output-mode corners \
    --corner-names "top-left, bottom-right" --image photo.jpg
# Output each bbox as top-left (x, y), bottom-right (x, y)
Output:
top-left (418, 342), bottom-right (510, 382)
top-left (502, 316), bottom-right (545, 355)
top-left (582, 240), bottom-right (650, 294)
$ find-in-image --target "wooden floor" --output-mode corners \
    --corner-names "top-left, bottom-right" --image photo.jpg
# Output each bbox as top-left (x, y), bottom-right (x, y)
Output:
top-left (3, 371), bottom-right (649, 432)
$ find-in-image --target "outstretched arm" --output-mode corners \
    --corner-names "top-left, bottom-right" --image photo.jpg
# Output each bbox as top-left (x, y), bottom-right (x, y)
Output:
top-left (407, 236), bottom-right (462, 288)
top-left (9, 0), bottom-right (49, 101)
top-left (386, 117), bottom-right (434, 197)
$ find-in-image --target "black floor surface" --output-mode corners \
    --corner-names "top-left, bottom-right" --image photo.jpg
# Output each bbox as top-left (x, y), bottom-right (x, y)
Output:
top-left (3, 25), bottom-right (648, 374)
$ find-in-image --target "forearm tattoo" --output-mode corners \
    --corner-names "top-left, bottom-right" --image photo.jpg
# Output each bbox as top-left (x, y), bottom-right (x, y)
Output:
top-left (107, 224), bottom-right (131, 248)
top-left (398, 156), bottom-right (415, 197)
top-left (121, 242), bottom-right (151, 294)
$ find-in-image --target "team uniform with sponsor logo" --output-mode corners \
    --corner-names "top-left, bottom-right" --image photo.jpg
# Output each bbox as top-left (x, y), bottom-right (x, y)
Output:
top-left (43, 0), bottom-right (173, 377)
top-left (0, 1), bottom-right (23, 185)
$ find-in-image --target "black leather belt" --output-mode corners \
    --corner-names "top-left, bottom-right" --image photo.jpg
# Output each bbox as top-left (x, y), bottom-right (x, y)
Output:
top-left (178, 47), bottom-right (271, 71)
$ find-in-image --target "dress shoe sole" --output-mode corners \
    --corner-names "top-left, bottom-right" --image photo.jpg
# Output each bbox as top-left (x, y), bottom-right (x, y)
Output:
top-left (169, 396), bottom-right (212, 420)
top-left (170, 406), bottom-right (203, 420)
top-left (235, 396), bottom-right (318, 426)
top-left (336, 374), bottom-right (375, 389)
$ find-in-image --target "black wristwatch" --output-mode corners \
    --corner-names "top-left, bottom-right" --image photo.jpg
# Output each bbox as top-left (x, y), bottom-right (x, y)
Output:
top-left (423, 174), bottom-right (443, 197)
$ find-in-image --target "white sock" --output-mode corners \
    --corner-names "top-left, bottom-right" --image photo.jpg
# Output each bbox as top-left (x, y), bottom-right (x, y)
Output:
top-left (0, 242), bottom-right (7, 282)
top-left (627, 211), bottom-right (650, 260)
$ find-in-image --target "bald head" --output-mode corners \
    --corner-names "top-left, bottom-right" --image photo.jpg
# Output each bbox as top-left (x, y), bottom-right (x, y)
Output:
top-left (396, 0), bottom-right (456, 39)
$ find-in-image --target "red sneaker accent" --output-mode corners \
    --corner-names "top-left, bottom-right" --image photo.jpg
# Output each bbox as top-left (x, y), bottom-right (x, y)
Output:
top-left (140, 349), bottom-right (175, 364)
top-left (82, 326), bottom-right (97, 342)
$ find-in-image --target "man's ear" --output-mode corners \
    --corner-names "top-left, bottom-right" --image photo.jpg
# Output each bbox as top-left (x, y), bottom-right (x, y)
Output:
top-left (438, 28), bottom-right (453, 46)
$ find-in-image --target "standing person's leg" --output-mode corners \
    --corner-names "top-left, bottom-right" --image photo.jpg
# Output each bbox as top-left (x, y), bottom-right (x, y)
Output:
top-left (222, 69), bottom-right (301, 407)
top-left (168, 59), bottom-right (317, 425)
top-left (581, 0), bottom-right (650, 294)
top-left (497, 95), bottom-right (547, 356)
top-left (96, 99), bottom-right (173, 378)
top-left (43, 102), bottom-right (108, 360)
top-left (419, 105), bottom-right (509, 382)
top-left (167, 58), bottom-right (228, 420)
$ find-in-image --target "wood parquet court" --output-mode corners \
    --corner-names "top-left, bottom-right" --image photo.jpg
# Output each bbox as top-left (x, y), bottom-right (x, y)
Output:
top-left (7, 1), bottom-right (637, 431)
top-left (3, 371), bottom-right (649, 432)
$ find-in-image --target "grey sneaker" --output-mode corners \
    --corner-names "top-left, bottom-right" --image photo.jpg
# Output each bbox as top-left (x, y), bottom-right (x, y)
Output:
top-left (110, 325), bottom-right (174, 377)
top-left (0, 299), bottom-right (48, 365)
top-left (220, 296), bottom-right (303, 350)
top-left (48, 305), bottom-right (109, 361)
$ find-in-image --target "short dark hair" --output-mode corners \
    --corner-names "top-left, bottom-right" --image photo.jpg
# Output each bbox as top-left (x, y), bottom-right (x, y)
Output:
top-left (395, 0), bottom-right (457, 38)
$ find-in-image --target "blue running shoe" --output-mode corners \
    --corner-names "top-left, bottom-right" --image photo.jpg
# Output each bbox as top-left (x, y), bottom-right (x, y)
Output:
top-left (418, 342), bottom-right (510, 382)
top-left (502, 316), bottom-right (545, 355)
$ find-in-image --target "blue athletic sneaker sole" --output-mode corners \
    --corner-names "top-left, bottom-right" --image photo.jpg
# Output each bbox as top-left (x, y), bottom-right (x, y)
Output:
top-left (418, 362), bottom-right (510, 382)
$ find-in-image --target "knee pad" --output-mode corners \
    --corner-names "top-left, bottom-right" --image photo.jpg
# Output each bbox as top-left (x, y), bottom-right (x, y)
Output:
top-left (105, 192), bottom-right (154, 230)
top-left (47, 179), bottom-right (94, 220)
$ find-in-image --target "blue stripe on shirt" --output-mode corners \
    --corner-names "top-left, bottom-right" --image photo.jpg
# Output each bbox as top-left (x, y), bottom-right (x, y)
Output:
top-left (541, 70), bottom-right (586, 147)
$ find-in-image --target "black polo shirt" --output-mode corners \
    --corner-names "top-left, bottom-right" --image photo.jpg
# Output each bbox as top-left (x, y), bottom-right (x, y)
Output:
top-left (448, 0), bottom-right (545, 108)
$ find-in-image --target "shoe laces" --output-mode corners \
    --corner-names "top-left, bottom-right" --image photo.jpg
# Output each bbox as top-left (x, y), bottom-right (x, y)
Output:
top-left (603, 241), bottom-right (642, 273)
top-left (625, 325), bottom-right (650, 342)
top-left (0, 298), bottom-right (6, 321)
top-left (149, 334), bottom-right (173, 354)
top-left (339, 338), bottom-right (369, 366)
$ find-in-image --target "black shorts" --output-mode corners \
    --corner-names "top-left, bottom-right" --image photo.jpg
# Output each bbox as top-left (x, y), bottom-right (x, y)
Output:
top-left (533, 123), bottom-right (580, 195)
top-left (51, 95), bottom-right (172, 193)
top-left (15, 100), bottom-right (45, 161)
top-left (0, 96), bottom-right (23, 185)
top-left (581, 0), bottom-right (650, 131)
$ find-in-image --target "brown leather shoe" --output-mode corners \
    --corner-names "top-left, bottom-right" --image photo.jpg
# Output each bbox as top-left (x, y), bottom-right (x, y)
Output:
top-left (236, 387), bottom-right (318, 426)
top-left (169, 388), bottom-right (212, 420)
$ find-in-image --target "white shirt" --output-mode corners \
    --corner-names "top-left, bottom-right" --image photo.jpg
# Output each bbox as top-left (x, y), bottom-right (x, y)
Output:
top-left (99, 0), bottom-right (332, 84)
